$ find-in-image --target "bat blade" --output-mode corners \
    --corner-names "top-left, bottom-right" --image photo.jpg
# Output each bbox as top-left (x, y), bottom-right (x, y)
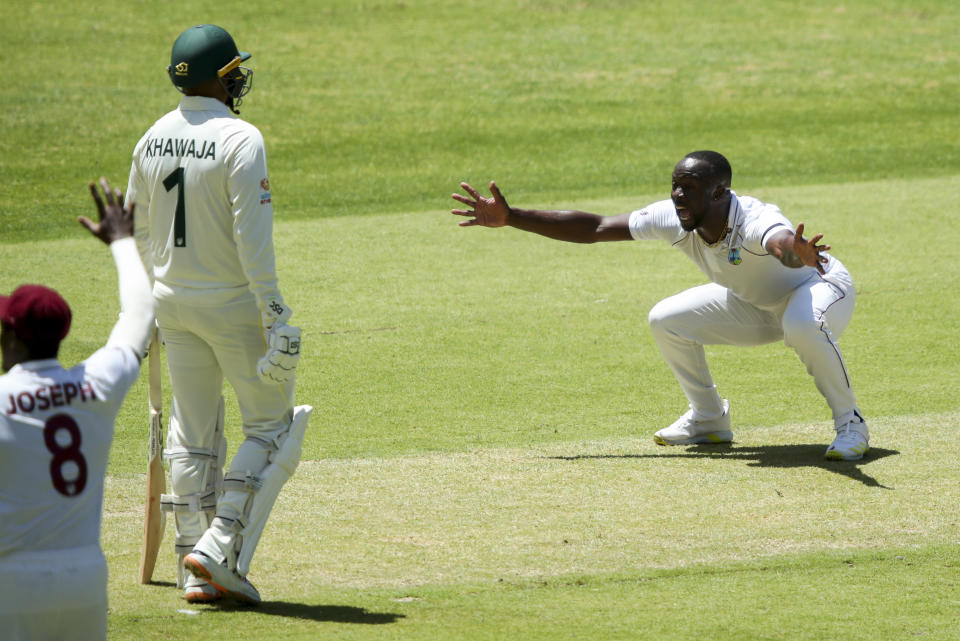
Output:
top-left (139, 332), bottom-right (166, 584)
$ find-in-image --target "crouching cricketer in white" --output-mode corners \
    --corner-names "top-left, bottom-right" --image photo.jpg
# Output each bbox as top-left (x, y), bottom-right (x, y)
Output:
top-left (126, 24), bottom-right (310, 605)
top-left (0, 178), bottom-right (155, 641)
top-left (452, 151), bottom-right (869, 461)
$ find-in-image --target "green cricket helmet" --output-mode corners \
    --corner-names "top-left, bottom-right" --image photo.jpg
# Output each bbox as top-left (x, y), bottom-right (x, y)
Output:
top-left (168, 24), bottom-right (253, 103)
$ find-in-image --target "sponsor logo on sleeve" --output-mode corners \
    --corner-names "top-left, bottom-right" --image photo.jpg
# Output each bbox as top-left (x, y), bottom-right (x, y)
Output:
top-left (260, 177), bottom-right (272, 204)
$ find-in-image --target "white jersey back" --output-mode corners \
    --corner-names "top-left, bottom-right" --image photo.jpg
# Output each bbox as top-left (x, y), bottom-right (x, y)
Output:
top-left (0, 347), bottom-right (140, 555)
top-left (126, 96), bottom-right (280, 307)
top-left (628, 192), bottom-right (834, 308)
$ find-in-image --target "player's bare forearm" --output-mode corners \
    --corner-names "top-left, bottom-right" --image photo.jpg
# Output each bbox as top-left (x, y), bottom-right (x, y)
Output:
top-left (506, 208), bottom-right (609, 243)
top-left (451, 181), bottom-right (632, 243)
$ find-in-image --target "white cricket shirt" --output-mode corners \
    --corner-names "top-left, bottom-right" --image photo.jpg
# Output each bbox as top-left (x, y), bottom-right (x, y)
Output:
top-left (127, 96), bottom-right (281, 307)
top-left (0, 347), bottom-right (140, 556)
top-left (628, 192), bottom-right (834, 308)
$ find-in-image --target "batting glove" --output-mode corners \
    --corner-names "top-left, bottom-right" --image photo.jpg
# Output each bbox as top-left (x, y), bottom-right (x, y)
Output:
top-left (261, 296), bottom-right (293, 333)
top-left (257, 322), bottom-right (302, 383)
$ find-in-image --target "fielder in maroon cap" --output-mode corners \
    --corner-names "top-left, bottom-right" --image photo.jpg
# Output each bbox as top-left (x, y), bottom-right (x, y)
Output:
top-left (0, 178), bottom-right (155, 641)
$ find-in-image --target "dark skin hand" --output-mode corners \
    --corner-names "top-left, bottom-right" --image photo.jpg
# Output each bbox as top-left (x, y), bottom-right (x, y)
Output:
top-left (79, 177), bottom-right (135, 244)
top-left (766, 223), bottom-right (831, 274)
top-left (451, 181), bottom-right (510, 228)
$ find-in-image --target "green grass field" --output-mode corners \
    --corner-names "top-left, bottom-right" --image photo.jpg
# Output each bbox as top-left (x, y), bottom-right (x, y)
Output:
top-left (3, 0), bottom-right (959, 639)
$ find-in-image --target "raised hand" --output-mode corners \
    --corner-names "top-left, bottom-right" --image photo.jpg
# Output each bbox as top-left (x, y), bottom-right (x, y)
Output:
top-left (791, 223), bottom-right (831, 275)
top-left (451, 181), bottom-right (510, 227)
top-left (80, 177), bottom-right (135, 245)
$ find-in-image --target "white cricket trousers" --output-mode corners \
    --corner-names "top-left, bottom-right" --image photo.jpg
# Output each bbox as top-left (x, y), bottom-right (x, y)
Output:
top-left (647, 260), bottom-right (858, 427)
top-left (0, 545), bottom-right (107, 641)
top-left (157, 291), bottom-right (295, 554)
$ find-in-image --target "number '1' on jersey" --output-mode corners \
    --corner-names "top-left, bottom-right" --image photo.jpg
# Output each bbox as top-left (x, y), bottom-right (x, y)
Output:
top-left (126, 95), bottom-right (282, 308)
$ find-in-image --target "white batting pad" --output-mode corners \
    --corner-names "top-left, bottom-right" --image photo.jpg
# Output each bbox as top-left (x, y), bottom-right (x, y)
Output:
top-left (236, 404), bottom-right (313, 575)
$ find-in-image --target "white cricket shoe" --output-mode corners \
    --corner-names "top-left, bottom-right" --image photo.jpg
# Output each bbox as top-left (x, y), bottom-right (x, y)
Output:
top-left (654, 400), bottom-right (733, 445)
top-left (184, 574), bottom-right (222, 604)
top-left (825, 420), bottom-right (869, 461)
top-left (183, 551), bottom-right (261, 605)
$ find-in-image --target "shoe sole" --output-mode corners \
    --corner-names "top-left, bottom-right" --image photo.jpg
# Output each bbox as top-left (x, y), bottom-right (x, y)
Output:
top-left (825, 446), bottom-right (869, 461)
top-left (653, 431), bottom-right (733, 446)
top-left (185, 590), bottom-right (223, 604)
top-left (183, 554), bottom-right (260, 605)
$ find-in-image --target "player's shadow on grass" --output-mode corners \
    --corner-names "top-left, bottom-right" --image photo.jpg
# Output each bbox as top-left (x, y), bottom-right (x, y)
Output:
top-left (213, 600), bottom-right (405, 624)
top-left (550, 444), bottom-right (899, 489)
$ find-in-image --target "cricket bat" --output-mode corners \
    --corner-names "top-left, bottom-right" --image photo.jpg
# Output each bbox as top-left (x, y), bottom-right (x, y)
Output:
top-left (139, 330), bottom-right (166, 584)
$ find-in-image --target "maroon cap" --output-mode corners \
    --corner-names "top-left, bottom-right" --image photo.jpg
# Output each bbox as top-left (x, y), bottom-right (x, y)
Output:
top-left (0, 284), bottom-right (72, 345)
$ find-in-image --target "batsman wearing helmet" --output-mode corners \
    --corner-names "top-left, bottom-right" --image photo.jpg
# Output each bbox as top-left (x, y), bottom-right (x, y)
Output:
top-left (126, 24), bottom-right (311, 605)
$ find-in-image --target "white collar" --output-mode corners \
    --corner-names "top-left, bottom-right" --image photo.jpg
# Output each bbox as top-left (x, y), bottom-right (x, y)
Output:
top-left (9, 358), bottom-right (61, 373)
top-left (726, 192), bottom-right (745, 264)
top-left (178, 95), bottom-right (232, 113)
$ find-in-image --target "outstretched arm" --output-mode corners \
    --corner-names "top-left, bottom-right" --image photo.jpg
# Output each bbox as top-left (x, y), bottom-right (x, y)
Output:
top-left (766, 223), bottom-right (831, 275)
top-left (81, 178), bottom-right (155, 360)
top-left (451, 181), bottom-right (632, 244)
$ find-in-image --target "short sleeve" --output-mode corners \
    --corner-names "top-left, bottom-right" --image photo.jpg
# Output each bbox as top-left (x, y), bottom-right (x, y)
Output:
top-left (739, 200), bottom-right (793, 254)
top-left (628, 199), bottom-right (683, 242)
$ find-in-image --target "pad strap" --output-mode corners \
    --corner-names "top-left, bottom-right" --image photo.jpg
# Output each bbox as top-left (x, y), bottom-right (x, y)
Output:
top-left (214, 514), bottom-right (248, 534)
top-left (160, 489), bottom-right (218, 514)
top-left (164, 446), bottom-right (220, 461)
top-left (174, 533), bottom-right (202, 555)
top-left (222, 470), bottom-right (263, 494)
